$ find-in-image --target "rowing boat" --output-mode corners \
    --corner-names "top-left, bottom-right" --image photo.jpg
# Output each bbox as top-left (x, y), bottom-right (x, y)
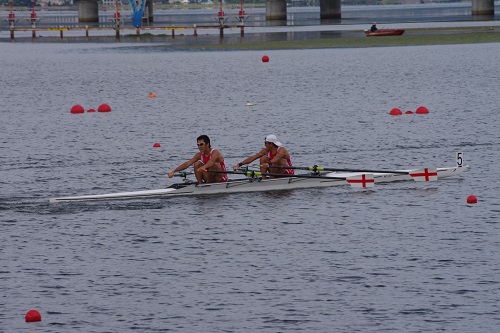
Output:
top-left (48, 165), bottom-right (468, 203)
top-left (364, 29), bottom-right (405, 37)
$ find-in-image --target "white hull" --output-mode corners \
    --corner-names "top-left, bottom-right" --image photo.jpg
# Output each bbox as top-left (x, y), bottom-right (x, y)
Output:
top-left (49, 166), bottom-right (468, 203)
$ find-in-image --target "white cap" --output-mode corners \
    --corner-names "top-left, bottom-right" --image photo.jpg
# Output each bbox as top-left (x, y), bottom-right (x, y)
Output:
top-left (265, 134), bottom-right (282, 147)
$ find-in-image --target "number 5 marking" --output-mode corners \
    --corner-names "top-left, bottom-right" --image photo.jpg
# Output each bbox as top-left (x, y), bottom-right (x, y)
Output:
top-left (456, 152), bottom-right (463, 167)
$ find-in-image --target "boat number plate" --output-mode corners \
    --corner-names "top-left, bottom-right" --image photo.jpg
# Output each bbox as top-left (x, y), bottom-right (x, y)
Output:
top-left (456, 152), bottom-right (464, 167)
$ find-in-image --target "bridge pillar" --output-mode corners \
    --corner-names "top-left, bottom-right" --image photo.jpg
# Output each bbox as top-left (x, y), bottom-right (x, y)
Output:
top-left (266, 0), bottom-right (287, 20)
top-left (320, 0), bottom-right (341, 19)
top-left (147, 0), bottom-right (154, 22)
top-left (472, 0), bottom-right (494, 15)
top-left (77, 0), bottom-right (99, 23)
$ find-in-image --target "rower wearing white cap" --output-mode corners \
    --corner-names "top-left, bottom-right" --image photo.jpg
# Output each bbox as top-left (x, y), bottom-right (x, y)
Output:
top-left (234, 134), bottom-right (294, 178)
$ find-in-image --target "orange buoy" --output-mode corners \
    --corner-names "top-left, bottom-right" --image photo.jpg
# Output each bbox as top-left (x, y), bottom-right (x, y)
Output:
top-left (416, 106), bottom-right (429, 114)
top-left (467, 195), bottom-right (477, 204)
top-left (389, 108), bottom-right (402, 116)
top-left (70, 105), bottom-right (85, 114)
top-left (87, 108), bottom-right (96, 113)
top-left (97, 104), bottom-right (112, 112)
top-left (405, 110), bottom-right (414, 114)
top-left (25, 309), bottom-right (41, 322)
top-left (262, 55), bottom-right (269, 63)
top-left (148, 93), bottom-right (157, 98)
top-left (153, 143), bottom-right (161, 148)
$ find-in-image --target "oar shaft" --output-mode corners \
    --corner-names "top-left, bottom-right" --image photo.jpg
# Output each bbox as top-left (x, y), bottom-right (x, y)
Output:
top-left (173, 171), bottom-right (195, 177)
top-left (208, 169), bottom-right (348, 180)
top-left (268, 165), bottom-right (409, 175)
top-left (209, 169), bottom-right (261, 176)
top-left (322, 167), bottom-right (408, 175)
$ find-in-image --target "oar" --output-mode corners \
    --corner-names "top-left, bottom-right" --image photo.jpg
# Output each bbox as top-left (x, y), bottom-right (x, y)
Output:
top-left (269, 165), bottom-right (439, 182)
top-left (267, 165), bottom-right (411, 175)
top-left (173, 171), bottom-right (195, 178)
top-left (208, 170), bottom-right (375, 188)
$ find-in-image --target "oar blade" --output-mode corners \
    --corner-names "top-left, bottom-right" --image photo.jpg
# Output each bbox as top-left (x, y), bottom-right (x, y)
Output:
top-left (409, 167), bottom-right (438, 182)
top-left (346, 174), bottom-right (375, 188)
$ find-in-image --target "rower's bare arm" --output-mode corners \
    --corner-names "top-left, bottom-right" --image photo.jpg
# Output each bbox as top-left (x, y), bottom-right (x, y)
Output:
top-left (168, 154), bottom-right (200, 178)
top-left (201, 150), bottom-right (222, 171)
top-left (235, 149), bottom-right (267, 169)
top-left (270, 148), bottom-right (287, 164)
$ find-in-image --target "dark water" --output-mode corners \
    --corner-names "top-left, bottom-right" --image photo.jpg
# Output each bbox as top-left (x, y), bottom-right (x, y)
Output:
top-left (1, 42), bottom-right (500, 332)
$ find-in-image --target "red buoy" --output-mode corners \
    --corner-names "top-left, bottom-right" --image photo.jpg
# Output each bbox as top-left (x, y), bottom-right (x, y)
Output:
top-left (467, 195), bottom-right (478, 204)
top-left (389, 108), bottom-right (402, 116)
top-left (87, 108), bottom-right (96, 113)
top-left (25, 309), bottom-right (41, 322)
top-left (153, 143), bottom-right (161, 148)
top-left (70, 105), bottom-right (85, 114)
top-left (405, 110), bottom-right (414, 114)
top-left (416, 106), bottom-right (429, 114)
top-left (97, 104), bottom-right (112, 112)
top-left (262, 55), bottom-right (269, 63)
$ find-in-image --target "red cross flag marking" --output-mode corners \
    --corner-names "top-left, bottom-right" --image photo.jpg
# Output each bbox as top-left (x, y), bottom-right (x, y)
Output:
top-left (346, 174), bottom-right (375, 188)
top-left (409, 167), bottom-right (438, 182)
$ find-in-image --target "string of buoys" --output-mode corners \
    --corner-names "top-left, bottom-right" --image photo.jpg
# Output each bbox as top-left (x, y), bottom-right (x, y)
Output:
top-left (70, 104), bottom-right (112, 114)
top-left (390, 106), bottom-right (429, 116)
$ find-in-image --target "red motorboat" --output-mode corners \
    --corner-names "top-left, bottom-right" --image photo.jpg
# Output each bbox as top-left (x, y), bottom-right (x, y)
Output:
top-left (364, 29), bottom-right (405, 37)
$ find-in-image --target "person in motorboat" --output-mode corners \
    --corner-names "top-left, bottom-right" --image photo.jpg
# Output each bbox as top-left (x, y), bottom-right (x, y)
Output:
top-left (233, 134), bottom-right (294, 178)
top-left (168, 135), bottom-right (228, 183)
top-left (370, 23), bottom-right (378, 32)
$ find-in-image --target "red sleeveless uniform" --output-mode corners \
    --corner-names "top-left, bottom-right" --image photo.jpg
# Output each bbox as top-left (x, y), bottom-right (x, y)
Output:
top-left (200, 149), bottom-right (228, 182)
top-left (268, 147), bottom-right (294, 175)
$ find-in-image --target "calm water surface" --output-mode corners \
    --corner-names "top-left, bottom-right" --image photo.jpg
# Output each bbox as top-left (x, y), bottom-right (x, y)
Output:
top-left (1, 42), bottom-right (500, 332)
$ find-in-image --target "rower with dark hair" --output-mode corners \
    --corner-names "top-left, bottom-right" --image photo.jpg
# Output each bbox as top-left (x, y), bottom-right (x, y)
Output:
top-left (370, 23), bottom-right (378, 32)
top-left (234, 134), bottom-right (293, 178)
top-left (168, 135), bottom-right (228, 184)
